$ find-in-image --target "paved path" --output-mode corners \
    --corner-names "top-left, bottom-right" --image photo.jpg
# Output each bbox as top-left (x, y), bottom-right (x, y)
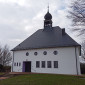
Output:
top-left (0, 77), bottom-right (9, 80)
top-left (9, 72), bottom-right (85, 77)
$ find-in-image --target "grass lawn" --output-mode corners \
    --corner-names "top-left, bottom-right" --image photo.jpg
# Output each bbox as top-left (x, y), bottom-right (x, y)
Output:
top-left (0, 74), bottom-right (85, 85)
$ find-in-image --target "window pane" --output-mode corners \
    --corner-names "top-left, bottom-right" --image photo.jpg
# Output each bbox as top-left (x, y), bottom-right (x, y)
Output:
top-left (14, 62), bottom-right (16, 66)
top-left (47, 61), bottom-right (51, 68)
top-left (36, 61), bottom-right (40, 68)
top-left (34, 52), bottom-right (38, 56)
top-left (43, 51), bottom-right (47, 55)
top-left (54, 61), bottom-right (58, 68)
top-left (53, 51), bottom-right (58, 55)
top-left (26, 52), bottom-right (29, 56)
top-left (17, 62), bottom-right (18, 66)
top-left (42, 61), bottom-right (45, 68)
top-left (19, 62), bottom-right (21, 66)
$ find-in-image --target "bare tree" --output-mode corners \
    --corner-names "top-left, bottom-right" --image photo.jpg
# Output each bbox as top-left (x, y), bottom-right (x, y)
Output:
top-left (0, 46), bottom-right (3, 65)
top-left (0, 45), bottom-right (12, 66)
top-left (68, 0), bottom-right (85, 61)
top-left (68, 0), bottom-right (85, 34)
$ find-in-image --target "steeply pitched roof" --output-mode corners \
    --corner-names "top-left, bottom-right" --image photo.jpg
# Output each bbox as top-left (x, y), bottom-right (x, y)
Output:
top-left (11, 26), bottom-right (80, 51)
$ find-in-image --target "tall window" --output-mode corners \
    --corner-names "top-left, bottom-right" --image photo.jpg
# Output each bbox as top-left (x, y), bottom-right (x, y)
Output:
top-left (42, 61), bottom-right (45, 68)
top-left (47, 61), bottom-right (51, 68)
top-left (17, 62), bottom-right (18, 66)
top-left (36, 61), bottom-right (40, 68)
top-left (54, 61), bottom-right (58, 68)
top-left (14, 62), bottom-right (16, 66)
top-left (19, 62), bottom-right (21, 66)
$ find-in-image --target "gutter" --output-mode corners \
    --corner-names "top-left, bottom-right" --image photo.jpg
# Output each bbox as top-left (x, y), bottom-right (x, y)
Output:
top-left (12, 51), bottom-right (14, 72)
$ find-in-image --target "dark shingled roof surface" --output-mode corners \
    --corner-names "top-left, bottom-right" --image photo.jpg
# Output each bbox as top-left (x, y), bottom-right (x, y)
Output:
top-left (12, 26), bottom-right (80, 51)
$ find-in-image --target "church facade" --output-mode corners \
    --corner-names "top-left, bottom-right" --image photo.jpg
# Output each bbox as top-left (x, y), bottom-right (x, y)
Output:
top-left (12, 10), bottom-right (81, 75)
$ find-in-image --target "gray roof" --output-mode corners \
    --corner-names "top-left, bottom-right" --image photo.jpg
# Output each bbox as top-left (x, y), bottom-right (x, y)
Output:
top-left (12, 26), bottom-right (80, 51)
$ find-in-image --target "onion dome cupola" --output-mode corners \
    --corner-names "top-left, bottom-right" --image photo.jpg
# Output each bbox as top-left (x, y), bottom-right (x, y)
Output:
top-left (44, 11), bottom-right (52, 20)
top-left (44, 6), bottom-right (53, 28)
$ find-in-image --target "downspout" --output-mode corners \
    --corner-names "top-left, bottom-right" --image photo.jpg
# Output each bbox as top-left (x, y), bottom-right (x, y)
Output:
top-left (12, 51), bottom-right (14, 72)
top-left (75, 46), bottom-right (78, 75)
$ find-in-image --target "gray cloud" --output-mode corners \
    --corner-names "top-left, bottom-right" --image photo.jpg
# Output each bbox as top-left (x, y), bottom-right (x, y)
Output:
top-left (0, 0), bottom-right (72, 49)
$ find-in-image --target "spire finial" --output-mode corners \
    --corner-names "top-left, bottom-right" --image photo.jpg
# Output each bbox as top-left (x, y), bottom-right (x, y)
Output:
top-left (48, 3), bottom-right (49, 12)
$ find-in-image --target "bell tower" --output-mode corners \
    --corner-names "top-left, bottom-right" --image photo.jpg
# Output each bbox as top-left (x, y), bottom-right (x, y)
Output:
top-left (44, 6), bottom-right (52, 28)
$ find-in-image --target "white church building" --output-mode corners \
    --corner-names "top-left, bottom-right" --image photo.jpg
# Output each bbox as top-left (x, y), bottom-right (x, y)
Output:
top-left (11, 9), bottom-right (81, 75)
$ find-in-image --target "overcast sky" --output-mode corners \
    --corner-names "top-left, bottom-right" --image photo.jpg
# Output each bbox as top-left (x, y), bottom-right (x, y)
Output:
top-left (0, 0), bottom-right (78, 49)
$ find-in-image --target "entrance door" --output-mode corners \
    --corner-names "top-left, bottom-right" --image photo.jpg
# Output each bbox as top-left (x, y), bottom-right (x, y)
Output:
top-left (24, 61), bottom-right (31, 72)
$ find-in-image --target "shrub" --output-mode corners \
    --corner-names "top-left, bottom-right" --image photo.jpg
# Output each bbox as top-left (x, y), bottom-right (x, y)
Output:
top-left (3, 66), bottom-right (11, 72)
top-left (0, 64), bottom-right (4, 72)
top-left (80, 63), bottom-right (85, 74)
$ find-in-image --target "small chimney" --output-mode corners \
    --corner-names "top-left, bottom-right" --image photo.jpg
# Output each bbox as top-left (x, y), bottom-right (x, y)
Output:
top-left (62, 28), bottom-right (65, 35)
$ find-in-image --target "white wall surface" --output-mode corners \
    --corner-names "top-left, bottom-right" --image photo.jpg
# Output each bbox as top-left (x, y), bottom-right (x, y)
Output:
top-left (12, 47), bottom-right (81, 75)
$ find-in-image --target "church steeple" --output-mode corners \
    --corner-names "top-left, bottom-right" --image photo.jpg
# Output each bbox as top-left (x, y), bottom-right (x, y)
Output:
top-left (44, 6), bottom-right (52, 28)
